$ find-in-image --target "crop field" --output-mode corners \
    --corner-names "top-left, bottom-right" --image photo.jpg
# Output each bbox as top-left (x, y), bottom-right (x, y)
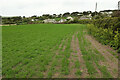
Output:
top-left (2, 24), bottom-right (118, 78)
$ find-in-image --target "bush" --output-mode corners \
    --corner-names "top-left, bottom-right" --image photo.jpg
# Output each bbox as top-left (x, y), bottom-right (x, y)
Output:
top-left (87, 18), bottom-right (120, 52)
top-left (117, 48), bottom-right (120, 53)
top-left (64, 19), bottom-right (92, 24)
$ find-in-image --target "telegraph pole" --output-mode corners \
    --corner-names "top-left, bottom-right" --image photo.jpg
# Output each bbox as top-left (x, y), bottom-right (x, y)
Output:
top-left (118, 1), bottom-right (120, 10)
top-left (95, 2), bottom-right (97, 12)
top-left (95, 2), bottom-right (97, 18)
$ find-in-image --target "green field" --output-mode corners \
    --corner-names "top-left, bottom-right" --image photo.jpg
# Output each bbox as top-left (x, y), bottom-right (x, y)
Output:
top-left (2, 24), bottom-right (118, 78)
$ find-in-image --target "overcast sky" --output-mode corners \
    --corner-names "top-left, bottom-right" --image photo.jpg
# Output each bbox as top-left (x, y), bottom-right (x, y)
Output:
top-left (0, 0), bottom-right (119, 17)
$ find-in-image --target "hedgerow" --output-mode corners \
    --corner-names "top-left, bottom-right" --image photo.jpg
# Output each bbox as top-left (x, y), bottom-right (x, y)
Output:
top-left (87, 17), bottom-right (120, 52)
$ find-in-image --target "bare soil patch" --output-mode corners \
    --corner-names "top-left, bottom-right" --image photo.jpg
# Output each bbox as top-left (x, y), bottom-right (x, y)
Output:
top-left (85, 35), bottom-right (118, 78)
top-left (75, 33), bottom-right (89, 78)
top-left (66, 34), bottom-right (77, 78)
top-left (66, 32), bottom-right (89, 78)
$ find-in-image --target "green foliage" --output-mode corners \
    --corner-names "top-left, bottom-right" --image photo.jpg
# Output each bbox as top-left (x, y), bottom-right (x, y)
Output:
top-left (114, 30), bottom-right (120, 49)
top-left (95, 62), bottom-right (112, 78)
top-left (75, 70), bottom-right (82, 76)
top-left (112, 11), bottom-right (120, 17)
top-left (65, 19), bottom-right (92, 24)
top-left (87, 17), bottom-right (120, 52)
top-left (77, 25), bottom-right (114, 77)
top-left (2, 24), bottom-right (117, 78)
top-left (2, 24), bottom-right (82, 78)
top-left (74, 60), bottom-right (80, 69)
top-left (93, 17), bottom-right (120, 31)
top-left (117, 48), bottom-right (120, 53)
top-left (47, 71), bottom-right (53, 78)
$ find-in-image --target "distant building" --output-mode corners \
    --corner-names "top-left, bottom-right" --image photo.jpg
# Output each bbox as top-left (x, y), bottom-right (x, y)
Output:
top-left (35, 19), bottom-right (39, 21)
top-left (31, 19), bottom-right (34, 21)
top-left (108, 12), bottom-right (113, 14)
top-left (80, 15), bottom-right (91, 20)
top-left (100, 10), bottom-right (113, 15)
top-left (100, 11), bottom-right (113, 17)
top-left (43, 19), bottom-right (56, 23)
top-left (100, 11), bottom-right (113, 15)
top-left (58, 19), bottom-right (67, 23)
top-left (67, 16), bottom-right (74, 21)
top-left (31, 19), bottom-right (39, 21)
top-left (77, 13), bottom-right (83, 16)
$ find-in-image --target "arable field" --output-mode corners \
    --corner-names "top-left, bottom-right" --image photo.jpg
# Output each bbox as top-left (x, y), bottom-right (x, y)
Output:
top-left (2, 24), bottom-right (118, 78)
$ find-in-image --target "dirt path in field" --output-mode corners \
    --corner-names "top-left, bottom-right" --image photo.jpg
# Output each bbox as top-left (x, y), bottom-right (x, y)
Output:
top-left (67, 32), bottom-right (88, 78)
top-left (92, 62), bottom-right (103, 77)
top-left (0, 77), bottom-right (2, 80)
top-left (85, 35), bottom-right (118, 78)
top-left (67, 34), bottom-right (77, 78)
top-left (75, 33), bottom-right (89, 78)
top-left (59, 39), bottom-right (64, 49)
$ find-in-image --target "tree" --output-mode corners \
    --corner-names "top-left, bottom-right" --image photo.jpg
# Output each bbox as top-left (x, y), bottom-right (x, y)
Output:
top-left (71, 12), bottom-right (80, 16)
top-left (38, 16), bottom-right (44, 20)
top-left (23, 16), bottom-right (25, 18)
top-left (53, 14), bottom-right (56, 18)
top-left (83, 11), bottom-right (89, 15)
top-left (63, 12), bottom-right (70, 17)
top-left (57, 14), bottom-right (62, 18)
top-left (42, 14), bottom-right (53, 19)
top-left (91, 11), bottom-right (98, 17)
top-left (112, 11), bottom-right (120, 17)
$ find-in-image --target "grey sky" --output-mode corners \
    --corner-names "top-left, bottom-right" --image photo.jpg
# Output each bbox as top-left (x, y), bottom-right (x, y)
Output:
top-left (0, 0), bottom-right (119, 17)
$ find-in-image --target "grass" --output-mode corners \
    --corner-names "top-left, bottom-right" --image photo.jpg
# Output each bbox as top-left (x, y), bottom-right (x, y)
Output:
top-left (0, 26), bottom-right (2, 77)
top-left (2, 24), bottom-right (81, 78)
top-left (107, 49), bottom-right (118, 58)
top-left (75, 70), bottom-right (82, 76)
top-left (77, 25), bottom-right (113, 78)
top-left (2, 24), bottom-right (117, 78)
top-left (74, 60), bottom-right (80, 69)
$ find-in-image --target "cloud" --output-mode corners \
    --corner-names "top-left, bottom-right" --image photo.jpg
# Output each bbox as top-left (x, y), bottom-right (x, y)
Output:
top-left (0, 0), bottom-right (119, 16)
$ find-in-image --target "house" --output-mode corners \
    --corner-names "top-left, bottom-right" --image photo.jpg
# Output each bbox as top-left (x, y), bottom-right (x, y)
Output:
top-left (43, 19), bottom-right (56, 23)
top-left (80, 15), bottom-right (91, 20)
top-left (77, 13), bottom-right (83, 16)
top-left (58, 19), bottom-right (67, 23)
top-left (100, 11), bottom-right (113, 17)
top-left (67, 16), bottom-right (74, 21)
top-left (31, 19), bottom-right (39, 21)
top-left (31, 19), bottom-right (34, 21)
top-left (100, 10), bottom-right (113, 16)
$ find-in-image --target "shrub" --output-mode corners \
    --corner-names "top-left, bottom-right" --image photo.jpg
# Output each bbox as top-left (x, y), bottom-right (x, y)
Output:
top-left (87, 17), bottom-right (120, 52)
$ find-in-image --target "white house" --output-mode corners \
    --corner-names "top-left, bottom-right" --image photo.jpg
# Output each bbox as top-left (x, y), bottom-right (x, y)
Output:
top-left (43, 19), bottom-right (56, 23)
top-left (31, 19), bottom-right (34, 21)
top-left (100, 11), bottom-right (113, 17)
top-left (80, 14), bottom-right (92, 20)
top-left (67, 16), bottom-right (74, 21)
top-left (80, 16), bottom-right (91, 20)
top-left (31, 19), bottom-right (39, 21)
top-left (59, 19), bottom-right (67, 23)
top-left (100, 11), bottom-right (113, 15)
top-left (77, 13), bottom-right (83, 16)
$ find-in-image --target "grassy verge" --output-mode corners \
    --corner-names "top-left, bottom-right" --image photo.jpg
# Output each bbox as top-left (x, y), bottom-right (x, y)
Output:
top-left (77, 25), bottom-right (112, 78)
